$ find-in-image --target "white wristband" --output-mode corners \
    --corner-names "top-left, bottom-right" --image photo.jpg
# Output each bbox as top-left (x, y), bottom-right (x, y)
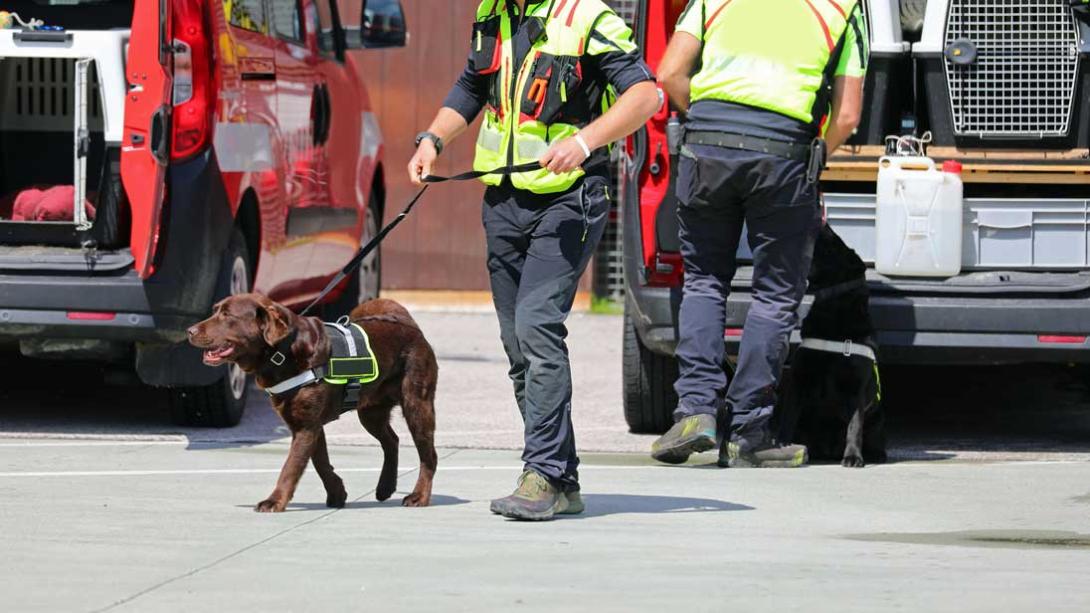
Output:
top-left (574, 134), bottom-right (592, 159)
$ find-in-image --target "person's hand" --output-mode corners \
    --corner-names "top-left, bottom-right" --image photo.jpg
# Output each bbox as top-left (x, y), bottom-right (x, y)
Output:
top-left (540, 135), bottom-right (591, 174)
top-left (408, 140), bottom-right (438, 185)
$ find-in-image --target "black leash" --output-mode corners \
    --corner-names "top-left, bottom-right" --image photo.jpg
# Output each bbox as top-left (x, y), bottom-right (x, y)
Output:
top-left (299, 162), bottom-right (543, 316)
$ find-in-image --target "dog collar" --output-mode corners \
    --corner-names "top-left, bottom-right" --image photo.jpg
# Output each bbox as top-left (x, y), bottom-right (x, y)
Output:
top-left (799, 338), bottom-right (877, 361)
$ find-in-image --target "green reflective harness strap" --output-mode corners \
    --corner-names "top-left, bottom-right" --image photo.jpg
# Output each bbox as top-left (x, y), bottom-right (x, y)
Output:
top-left (873, 363), bottom-right (882, 402)
top-left (323, 322), bottom-right (380, 385)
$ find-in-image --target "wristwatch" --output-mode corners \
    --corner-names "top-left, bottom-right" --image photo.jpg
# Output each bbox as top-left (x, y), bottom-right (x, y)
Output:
top-left (414, 131), bottom-right (444, 155)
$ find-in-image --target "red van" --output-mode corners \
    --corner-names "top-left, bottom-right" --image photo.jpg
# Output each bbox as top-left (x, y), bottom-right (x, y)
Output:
top-left (0, 0), bottom-right (406, 426)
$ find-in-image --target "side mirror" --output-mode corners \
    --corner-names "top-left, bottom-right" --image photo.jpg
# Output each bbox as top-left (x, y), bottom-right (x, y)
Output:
top-left (347, 0), bottom-right (408, 49)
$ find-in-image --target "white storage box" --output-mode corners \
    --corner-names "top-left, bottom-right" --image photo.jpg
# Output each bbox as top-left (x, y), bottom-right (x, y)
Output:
top-left (823, 194), bottom-right (1090, 271)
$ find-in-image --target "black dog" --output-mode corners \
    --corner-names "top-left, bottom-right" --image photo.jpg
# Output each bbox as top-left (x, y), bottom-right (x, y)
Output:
top-left (777, 224), bottom-right (887, 467)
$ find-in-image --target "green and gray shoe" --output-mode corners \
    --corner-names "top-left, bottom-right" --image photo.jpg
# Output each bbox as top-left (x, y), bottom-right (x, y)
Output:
top-left (651, 414), bottom-right (718, 464)
top-left (559, 488), bottom-right (584, 515)
top-left (489, 470), bottom-right (569, 521)
top-left (719, 441), bottom-right (809, 468)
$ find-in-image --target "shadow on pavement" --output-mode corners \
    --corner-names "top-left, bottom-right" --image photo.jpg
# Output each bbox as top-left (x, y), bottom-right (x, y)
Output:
top-left (241, 494), bottom-right (472, 513)
top-left (576, 494), bottom-right (753, 518)
top-left (880, 364), bottom-right (1090, 454)
top-left (0, 350), bottom-right (287, 449)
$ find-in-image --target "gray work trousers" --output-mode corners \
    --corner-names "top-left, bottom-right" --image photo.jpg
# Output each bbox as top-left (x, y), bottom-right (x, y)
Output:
top-left (672, 145), bottom-right (822, 451)
top-left (483, 174), bottom-right (610, 488)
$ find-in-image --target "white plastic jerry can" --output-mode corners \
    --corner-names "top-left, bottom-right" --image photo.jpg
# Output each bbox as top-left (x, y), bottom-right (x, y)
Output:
top-left (875, 156), bottom-right (964, 277)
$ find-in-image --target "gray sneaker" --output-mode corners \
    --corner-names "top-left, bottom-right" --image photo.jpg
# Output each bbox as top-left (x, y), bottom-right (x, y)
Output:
top-left (719, 441), bottom-right (809, 468)
top-left (651, 414), bottom-right (718, 464)
top-left (489, 470), bottom-right (569, 521)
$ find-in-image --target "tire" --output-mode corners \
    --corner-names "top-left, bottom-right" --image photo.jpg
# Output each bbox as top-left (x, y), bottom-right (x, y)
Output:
top-left (169, 229), bottom-right (251, 428)
top-left (900, 0), bottom-right (927, 34)
top-left (622, 301), bottom-right (678, 434)
top-left (324, 195), bottom-right (382, 319)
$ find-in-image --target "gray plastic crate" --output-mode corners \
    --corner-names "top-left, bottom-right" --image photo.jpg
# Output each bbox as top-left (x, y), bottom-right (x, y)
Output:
top-left (821, 193), bottom-right (1090, 270)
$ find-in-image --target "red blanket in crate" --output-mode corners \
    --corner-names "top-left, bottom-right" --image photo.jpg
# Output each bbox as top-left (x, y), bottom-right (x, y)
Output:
top-left (9, 186), bottom-right (96, 222)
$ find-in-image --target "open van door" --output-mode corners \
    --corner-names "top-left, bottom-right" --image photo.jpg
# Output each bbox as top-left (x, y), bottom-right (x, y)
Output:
top-left (121, 0), bottom-right (172, 278)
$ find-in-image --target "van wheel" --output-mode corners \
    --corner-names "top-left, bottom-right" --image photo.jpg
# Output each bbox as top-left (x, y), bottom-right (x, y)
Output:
top-left (622, 302), bottom-right (678, 434)
top-left (324, 196), bottom-right (382, 318)
top-left (169, 230), bottom-right (251, 428)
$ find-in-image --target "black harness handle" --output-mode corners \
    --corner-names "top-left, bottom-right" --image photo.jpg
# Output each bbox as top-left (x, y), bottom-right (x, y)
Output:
top-left (299, 162), bottom-right (543, 316)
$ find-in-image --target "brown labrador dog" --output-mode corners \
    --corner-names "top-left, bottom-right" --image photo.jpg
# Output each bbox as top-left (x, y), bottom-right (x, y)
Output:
top-left (187, 294), bottom-right (438, 512)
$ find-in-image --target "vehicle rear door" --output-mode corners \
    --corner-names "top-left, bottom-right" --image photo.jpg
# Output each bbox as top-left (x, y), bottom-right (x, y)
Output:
top-left (121, 0), bottom-right (172, 278)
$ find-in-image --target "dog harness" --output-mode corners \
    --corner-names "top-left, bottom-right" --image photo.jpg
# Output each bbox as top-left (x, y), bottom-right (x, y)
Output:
top-left (265, 317), bottom-right (379, 403)
top-left (797, 338), bottom-right (882, 401)
top-left (798, 338), bottom-right (876, 361)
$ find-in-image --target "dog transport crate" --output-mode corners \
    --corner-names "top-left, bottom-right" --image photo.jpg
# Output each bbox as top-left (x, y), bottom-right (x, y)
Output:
top-left (0, 19), bottom-right (130, 249)
top-left (914, 0), bottom-right (1090, 148)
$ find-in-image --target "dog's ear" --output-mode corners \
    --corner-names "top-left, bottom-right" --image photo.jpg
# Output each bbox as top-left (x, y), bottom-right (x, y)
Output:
top-left (257, 299), bottom-right (294, 347)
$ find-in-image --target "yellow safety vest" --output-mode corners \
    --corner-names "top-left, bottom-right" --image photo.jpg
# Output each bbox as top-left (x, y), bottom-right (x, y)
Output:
top-left (677, 0), bottom-right (868, 129)
top-left (471, 0), bottom-right (620, 194)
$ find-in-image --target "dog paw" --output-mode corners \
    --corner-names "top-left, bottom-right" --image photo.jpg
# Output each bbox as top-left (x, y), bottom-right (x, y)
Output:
top-left (401, 492), bottom-right (430, 507)
top-left (375, 478), bottom-right (397, 502)
top-left (326, 488), bottom-right (348, 509)
top-left (254, 498), bottom-right (286, 513)
top-left (841, 455), bottom-right (866, 468)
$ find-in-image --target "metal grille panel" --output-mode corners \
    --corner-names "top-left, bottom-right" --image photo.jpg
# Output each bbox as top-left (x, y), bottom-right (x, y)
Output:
top-left (944, 0), bottom-right (1080, 138)
top-left (0, 58), bottom-right (103, 132)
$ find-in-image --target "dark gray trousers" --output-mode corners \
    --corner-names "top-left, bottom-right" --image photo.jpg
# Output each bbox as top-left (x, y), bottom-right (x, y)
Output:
top-left (483, 175), bottom-right (610, 488)
top-left (672, 145), bottom-right (822, 451)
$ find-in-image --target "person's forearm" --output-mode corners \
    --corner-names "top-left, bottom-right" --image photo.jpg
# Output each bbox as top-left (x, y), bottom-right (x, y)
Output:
top-left (577, 81), bottom-right (661, 150)
top-left (657, 33), bottom-right (700, 114)
top-left (425, 108), bottom-right (471, 147)
top-left (660, 75), bottom-right (691, 114)
top-left (823, 117), bottom-right (857, 155)
top-left (824, 76), bottom-right (863, 155)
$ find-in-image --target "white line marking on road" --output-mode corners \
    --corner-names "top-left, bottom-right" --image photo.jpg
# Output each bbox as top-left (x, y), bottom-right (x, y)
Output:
top-left (0, 465), bottom-right (652, 478)
top-left (0, 440), bottom-right (191, 448)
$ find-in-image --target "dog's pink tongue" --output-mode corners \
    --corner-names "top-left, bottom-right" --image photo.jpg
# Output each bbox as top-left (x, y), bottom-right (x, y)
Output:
top-left (204, 346), bottom-right (235, 363)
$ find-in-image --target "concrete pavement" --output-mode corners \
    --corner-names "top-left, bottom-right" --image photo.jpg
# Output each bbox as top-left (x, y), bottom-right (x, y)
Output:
top-left (2, 311), bottom-right (1090, 611)
top-left (1, 440), bottom-right (1089, 612)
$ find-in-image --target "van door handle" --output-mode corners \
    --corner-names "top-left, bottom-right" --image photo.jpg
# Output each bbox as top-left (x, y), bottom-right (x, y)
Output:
top-left (319, 85), bottom-right (332, 144)
top-left (311, 85), bottom-right (332, 146)
top-left (149, 106), bottom-right (170, 165)
top-left (311, 85), bottom-right (325, 146)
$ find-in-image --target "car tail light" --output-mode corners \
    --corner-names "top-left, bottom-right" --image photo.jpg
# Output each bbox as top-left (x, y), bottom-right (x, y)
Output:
top-left (171, 0), bottom-right (214, 161)
top-left (1037, 335), bottom-right (1087, 344)
top-left (646, 252), bottom-right (683, 287)
top-left (67, 312), bottom-right (117, 321)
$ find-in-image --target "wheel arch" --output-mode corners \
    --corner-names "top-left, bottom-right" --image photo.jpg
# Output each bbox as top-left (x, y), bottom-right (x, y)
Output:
top-left (370, 163), bottom-right (386, 220)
